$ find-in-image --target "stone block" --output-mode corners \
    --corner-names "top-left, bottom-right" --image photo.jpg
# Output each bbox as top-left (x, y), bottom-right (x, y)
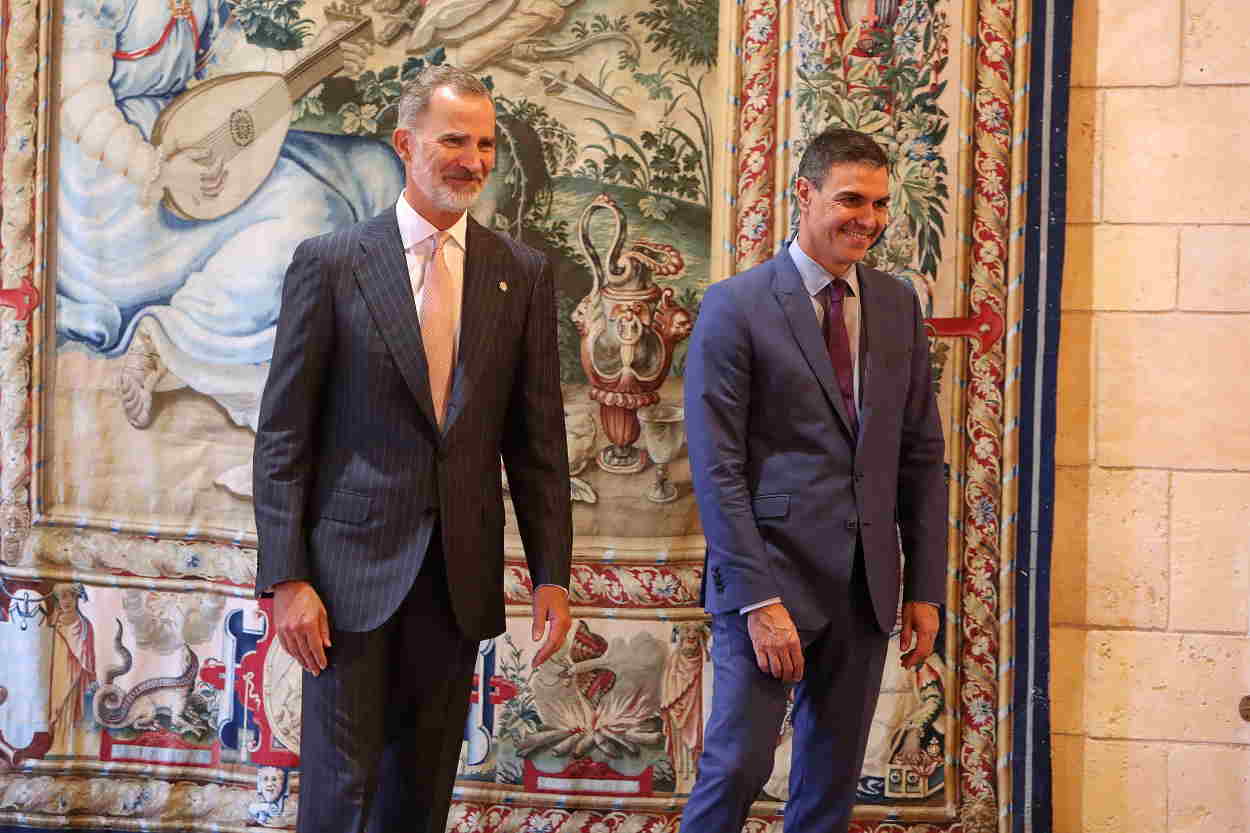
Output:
top-left (1097, 314), bottom-right (1250, 469)
top-left (1072, 0), bottom-right (1181, 87)
top-left (1056, 312), bottom-right (1094, 467)
top-left (1050, 627), bottom-right (1087, 734)
top-left (1051, 733), bottom-right (1084, 833)
top-left (1171, 472), bottom-right (1250, 633)
top-left (1066, 90), bottom-right (1100, 224)
top-left (1062, 225), bottom-right (1178, 311)
top-left (1083, 739), bottom-right (1169, 833)
top-left (1104, 88), bottom-right (1250, 224)
top-left (1086, 631), bottom-right (1250, 743)
top-left (1084, 468), bottom-right (1169, 628)
top-left (1169, 743), bottom-right (1250, 833)
top-left (1051, 467), bottom-right (1090, 624)
top-left (1179, 226), bottom-right (1250, 311)
top-left (1184, 0), bottom-right (1250, 84)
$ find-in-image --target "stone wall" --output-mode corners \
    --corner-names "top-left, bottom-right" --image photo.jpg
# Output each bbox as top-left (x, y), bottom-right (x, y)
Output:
top-left (1053, 1), bottom-right (1250, 829)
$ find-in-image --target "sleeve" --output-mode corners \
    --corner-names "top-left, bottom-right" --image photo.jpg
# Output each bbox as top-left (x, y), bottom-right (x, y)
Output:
top-left (252, 238), bottom-right (335, 596)
top-left (60, 3), bottom-right (163, 200)
top-left (500, 254), bottom-right (573, 591)
top-left (896, 288), bottom-right (948, 606)
top-left (683, 283), bottom-right (780, 613)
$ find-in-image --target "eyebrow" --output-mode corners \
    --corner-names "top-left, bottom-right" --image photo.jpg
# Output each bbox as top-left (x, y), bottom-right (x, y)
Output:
top-left (833, 190), bottom-right (889, 202)
top-left (438, 130), bottom-right (494, 143)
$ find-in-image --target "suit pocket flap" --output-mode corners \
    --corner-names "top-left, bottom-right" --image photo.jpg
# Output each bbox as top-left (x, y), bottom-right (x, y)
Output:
top-left (319, 489), bottom-right (370, 524)
top-left (751, 494), bottom-right (790, 520)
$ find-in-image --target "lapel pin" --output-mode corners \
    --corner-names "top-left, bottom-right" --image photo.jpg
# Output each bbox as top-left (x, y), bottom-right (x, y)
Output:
top-left (499, 281), bottom-right (508, 292)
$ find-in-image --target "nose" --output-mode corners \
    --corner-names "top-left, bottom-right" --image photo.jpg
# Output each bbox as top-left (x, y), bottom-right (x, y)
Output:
top-left (855, 201), bottom-right (884, 229)
top-left (458, 144), bottom-right (493, 175)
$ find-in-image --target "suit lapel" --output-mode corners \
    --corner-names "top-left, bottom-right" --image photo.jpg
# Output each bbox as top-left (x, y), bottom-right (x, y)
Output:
top-left (854, 262), bottom-right (887, 447)
top-left (354, 209), bottom-right (440, 433)
top-left (442, 218), bottom-right (507, 435)
top-left (772, 251), bottom-right (856, 440)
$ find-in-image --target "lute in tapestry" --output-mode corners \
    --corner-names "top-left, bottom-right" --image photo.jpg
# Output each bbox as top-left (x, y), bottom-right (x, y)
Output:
top-left (151, 15), bottom-right (370, 222)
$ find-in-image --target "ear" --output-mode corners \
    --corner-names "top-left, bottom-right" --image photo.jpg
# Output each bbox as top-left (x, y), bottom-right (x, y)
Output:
top-left (391, 127), bottom-right (410, 164)
top-left (794, 176), bottom-right (812, 211)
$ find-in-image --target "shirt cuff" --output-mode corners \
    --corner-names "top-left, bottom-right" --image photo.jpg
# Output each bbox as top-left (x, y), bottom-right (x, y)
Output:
top-left (909, 600), bottom-right (941, 609)
top-left (740, 596), bottom-right (781, 614)
top-left (535, 584), bottom-right (569, 596)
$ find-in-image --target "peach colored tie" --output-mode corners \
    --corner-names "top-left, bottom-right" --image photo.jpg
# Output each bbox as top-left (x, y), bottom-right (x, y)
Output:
top-left (421, 231), bottom-right (455, 426)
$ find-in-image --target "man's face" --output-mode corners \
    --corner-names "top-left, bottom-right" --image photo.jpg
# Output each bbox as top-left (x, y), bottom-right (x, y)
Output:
top-left (54, 586), bottom-right (78, 617)
top-left (393, 87), bottom-right (496, 224)
top-left (257, 767), bottom-right (284, 802)
top-left (795, 162), bottom-right (890, 275)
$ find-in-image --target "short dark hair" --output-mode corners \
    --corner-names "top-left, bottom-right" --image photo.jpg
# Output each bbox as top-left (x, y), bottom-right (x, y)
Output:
top-left (397, 65), bottom-right (492, 129)
top-left (796, 128), bottom-right (888, 190)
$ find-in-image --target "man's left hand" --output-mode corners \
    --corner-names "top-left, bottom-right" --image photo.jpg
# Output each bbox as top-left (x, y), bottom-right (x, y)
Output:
top-left (900, 602), bottom-right (940, 669)
top-left (530, 585), bottom-right (572, 668)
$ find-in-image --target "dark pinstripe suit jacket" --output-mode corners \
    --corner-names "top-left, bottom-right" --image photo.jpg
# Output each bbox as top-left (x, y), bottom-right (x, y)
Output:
top-left (253, 207), bottom-right (572, 639)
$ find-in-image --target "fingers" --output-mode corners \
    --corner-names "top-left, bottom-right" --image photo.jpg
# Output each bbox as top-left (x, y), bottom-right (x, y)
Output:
top-left (787, 638), bottom-right (805, 682)
top-left (274, 582), bottom-right (330, 676)
top-left (340, 41), bottom-right (371, 74)
top-left (200, 156), bottom-right (227, 198)
top-left (531, 599), bottom-right (547, 642)
top-left (900, 602), bottom-right (940, 668)
top-left (901, 629), bottom-right (937, 669)
top-left (278, 622), bottom-right (322, 675)
top-left (747, 605), bottom-right (804, 682)
top-left (532, 607), bottom-right (572, 665)
top-left (530, 587), bottom-right (572, 668)
top-left (900, 619), bottom-right (914, 655)
top-left (532, 617), bottom-right (569, 668)
top-left (753, 635), bottom-right (803, 681)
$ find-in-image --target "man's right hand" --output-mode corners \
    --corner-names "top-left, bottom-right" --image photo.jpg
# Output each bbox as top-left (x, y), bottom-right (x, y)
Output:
top-left (746, 602), bottom-right (804, 682)
top-left (273, 580), bottom-right (331, 676)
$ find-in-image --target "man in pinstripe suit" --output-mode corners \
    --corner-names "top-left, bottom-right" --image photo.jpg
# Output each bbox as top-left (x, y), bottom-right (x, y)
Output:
top-left (253, 65), bottom-right (573, 833)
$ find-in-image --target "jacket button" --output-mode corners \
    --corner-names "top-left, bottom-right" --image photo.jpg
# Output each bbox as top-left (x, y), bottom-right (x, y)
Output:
top-left (845, 519), bottom-right (860, 530)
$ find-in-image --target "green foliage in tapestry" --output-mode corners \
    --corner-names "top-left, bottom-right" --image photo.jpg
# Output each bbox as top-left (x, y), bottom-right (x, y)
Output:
top-left (230, 0), bottom-right (312, 50)
top-left (794, 0), bottom-right (952, 292)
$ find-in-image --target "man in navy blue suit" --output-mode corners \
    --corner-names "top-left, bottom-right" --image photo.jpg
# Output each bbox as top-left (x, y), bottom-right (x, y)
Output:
top-left (680, 128), bottom-right (946, 832)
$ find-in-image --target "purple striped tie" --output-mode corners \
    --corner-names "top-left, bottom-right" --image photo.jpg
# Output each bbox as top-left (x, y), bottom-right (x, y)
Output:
top-left (822, 279), bottom-right (857, 434)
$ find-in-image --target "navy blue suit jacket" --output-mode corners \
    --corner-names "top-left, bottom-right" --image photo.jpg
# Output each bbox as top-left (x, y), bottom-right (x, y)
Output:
top-left (683, 250), bottom-right (946, 633)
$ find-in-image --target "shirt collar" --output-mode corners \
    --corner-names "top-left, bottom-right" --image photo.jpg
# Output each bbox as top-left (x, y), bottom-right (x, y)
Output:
top-left (396, 193), bottom-right (469, 253)
top-left (788, 238), bottom-right (859, 298)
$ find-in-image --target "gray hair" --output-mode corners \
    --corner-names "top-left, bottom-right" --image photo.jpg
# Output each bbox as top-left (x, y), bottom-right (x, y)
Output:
top-left (796, 128), bottom-right (888, 191)
top-left (397, 65), bottom-right (492, 129)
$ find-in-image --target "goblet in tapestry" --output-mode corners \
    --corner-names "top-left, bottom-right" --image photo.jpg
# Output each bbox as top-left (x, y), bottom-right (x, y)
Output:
top-left (637, 404), bottom-right (685, 504)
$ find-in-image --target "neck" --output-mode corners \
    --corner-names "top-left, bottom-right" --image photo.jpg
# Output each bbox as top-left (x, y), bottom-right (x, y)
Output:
top-left (794, 237), bottom-right (855, 278)
top-left (403, 187), bottom-right (463, 231)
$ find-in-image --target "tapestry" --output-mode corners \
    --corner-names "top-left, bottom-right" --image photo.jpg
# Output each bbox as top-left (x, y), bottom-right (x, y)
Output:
top-left (0, 0), bottom-right (1045, 828)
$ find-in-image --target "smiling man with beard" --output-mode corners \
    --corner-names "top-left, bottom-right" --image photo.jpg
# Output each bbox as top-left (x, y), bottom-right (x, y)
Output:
top-left (252, 65), bottom-right (573, 833)
top-left (680, 128), bottom-right (946, 833)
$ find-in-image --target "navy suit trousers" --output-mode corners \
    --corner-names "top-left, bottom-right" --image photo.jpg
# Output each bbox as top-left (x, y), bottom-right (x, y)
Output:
top-left (680, 550), bottom-right (890, 833)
